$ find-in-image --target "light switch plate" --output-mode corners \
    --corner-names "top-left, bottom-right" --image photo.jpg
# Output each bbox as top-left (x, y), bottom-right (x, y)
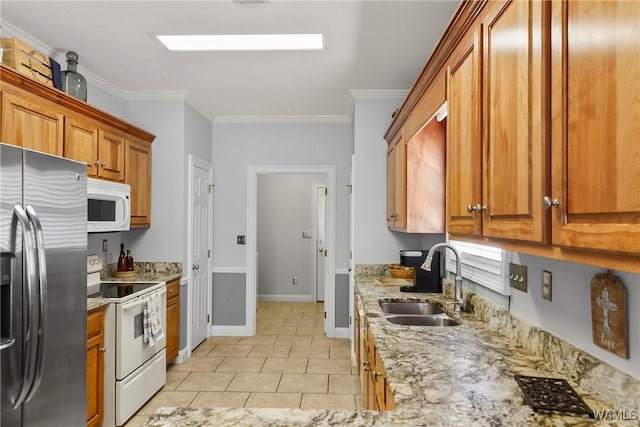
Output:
top-left (542, 270), bottom-right (552, 301)
top-left (509, 263), bottom-right (528, 293)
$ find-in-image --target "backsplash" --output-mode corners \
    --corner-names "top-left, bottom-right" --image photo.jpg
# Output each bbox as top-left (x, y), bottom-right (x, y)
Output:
top-left (107, 262), bottom-right (182, 275)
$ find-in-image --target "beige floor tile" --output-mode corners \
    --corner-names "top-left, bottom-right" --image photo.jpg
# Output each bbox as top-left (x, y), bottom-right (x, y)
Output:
top-left (329, 346), bottom-right (351, 359)
top-left (260, 357), bottom-right (308, 374)
top-left (289, 345), bottom-right (329, 359)
top-left (355, 394), bottom-right (365, 410)
top-left (278, 374), bottom-right (328, 393)
top-left (245, 392), bottom-right (302, 409)
top-left (257, 318), bottom-right (286, 327)
top-left (314, 319), bottom-right (325, 327)
top-left (300, 393), bottom-right (356, 410)
top-left (137, 391), bottom-right (198, 415)
top-left (311, 336), bottom-right (349, 347)
top-left (191, 343), bottom-right (216, 357)
top-left (171, 356), bottom-right (224, 372)
top-left (208, 344), bottom-right (254, 358)
top-left (302, 312), bottom-right (324, 320)
top-left (306, 358), bottom-right (352, 375)
top-left (329, 374), bottom-right (361, 394)
top-left (176, 372), bottom-right (235, 391)
top-left (290, 304), bottom-right (313, 312)
top-left (216, 357), bottom-right (266, 373)
top-left (163, 370), bottom-right (189, 390)
top-left (237, 335), bottom-right (278, 345)
top-left (247, 345), bottom-right (291, 358)
top-left (226, 373), bottom-right (282, 392)
top-left (296, 326), bottom-right (325, 336)
top-left (256, 311), bottom-right (275, 319)
top-left (205, 336), bottom-right (241, 345)
top-left (123, 415), bottom-right (149, 427)
top-left (284, 318), bottom-right (316, 327)
top-left (260, 326), bottom-right (298, 336)
top-left (273, 335), bottom-right (313, 347)
top-left (189, 391), bottom-right (250, 408)
top-left (273, 311), bottom-right (303, 319)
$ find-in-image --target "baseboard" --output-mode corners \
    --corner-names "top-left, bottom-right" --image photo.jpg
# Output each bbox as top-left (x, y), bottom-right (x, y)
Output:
top-left (333, 327), bottom-right (350, 339)
top-left (210, 325), bottom-right (252, 336)
top-left (258, 294), bottom-right (314, 302)
top-left (174, 347), bottom-right (188, 364)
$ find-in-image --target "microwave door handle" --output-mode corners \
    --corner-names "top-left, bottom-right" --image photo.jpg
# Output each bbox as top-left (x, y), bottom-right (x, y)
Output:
top-left (24, 206), bottom-right (47, 402)
top-left (10, 205), bottom-right (39, 409)
top-left (122, 195), bottom-right (130, 229)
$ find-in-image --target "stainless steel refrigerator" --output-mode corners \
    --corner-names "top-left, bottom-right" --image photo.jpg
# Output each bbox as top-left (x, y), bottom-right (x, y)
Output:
top-left (1, 143), bottom-right (87, 427)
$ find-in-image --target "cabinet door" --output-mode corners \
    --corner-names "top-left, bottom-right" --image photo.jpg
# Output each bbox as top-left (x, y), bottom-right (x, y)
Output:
top-left (97, 129), bottom-right (125, 182)
top-left (1, 90), bottom-right (63, 156)
top-left (392, 137), bottom-right (406, 229)
top-left (481, 0), bottom-right (549, 242)
top-left (65, 116), bottom-right (99, 177)
top-left (87, 308), bottom-right (104, 427)
top-left (550, 0), bottom-right (640, 254)
top-left (387, 142), bottom-right (396, 228)
top-left (446, 27), bottom-right (482, 236)
top-left (125, 138), bottom-right (152, 228)
top-left (166, 279), bottom-right (180, 365)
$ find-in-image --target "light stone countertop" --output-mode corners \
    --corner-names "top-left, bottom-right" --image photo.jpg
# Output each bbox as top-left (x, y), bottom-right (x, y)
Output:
top-left (143, 271), bottom-right (638, 426)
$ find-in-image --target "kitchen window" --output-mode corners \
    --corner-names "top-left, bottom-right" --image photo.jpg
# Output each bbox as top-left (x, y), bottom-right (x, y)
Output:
top-left (445, 239), bottom-right (511, 295)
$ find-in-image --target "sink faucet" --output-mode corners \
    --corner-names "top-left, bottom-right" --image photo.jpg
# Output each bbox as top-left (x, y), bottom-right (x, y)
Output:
top-left (421, 243), bottom-right (464, 311)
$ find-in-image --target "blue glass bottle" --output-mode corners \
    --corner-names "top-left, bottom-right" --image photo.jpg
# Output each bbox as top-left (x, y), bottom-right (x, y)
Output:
top-left (61, 51), bottom-right (87, 101)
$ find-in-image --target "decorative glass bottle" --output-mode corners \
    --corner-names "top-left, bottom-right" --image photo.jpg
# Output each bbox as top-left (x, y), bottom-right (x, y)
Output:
top-left (61, 51), bottom-right (87, 101)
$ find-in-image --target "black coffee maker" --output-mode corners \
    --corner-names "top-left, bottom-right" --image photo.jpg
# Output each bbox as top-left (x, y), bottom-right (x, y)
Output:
top-left (399, 250), bottom-right (442, 293)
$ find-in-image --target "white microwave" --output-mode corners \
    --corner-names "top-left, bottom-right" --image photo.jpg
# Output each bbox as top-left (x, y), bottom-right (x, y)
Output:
top-left (87, 178), bottom-right (130, 232)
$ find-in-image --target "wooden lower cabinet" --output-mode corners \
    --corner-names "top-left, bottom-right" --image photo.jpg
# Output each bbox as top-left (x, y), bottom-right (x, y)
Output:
top-left (87, 306), bottom-right (105, 427)
top-left (354, 291), bottom-right (395, 411)
top-left (166, 278), bottom-right (181, 365)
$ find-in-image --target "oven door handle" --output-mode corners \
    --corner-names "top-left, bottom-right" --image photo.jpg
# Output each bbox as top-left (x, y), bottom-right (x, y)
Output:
top-left (121, 288), bottom-right (166, 311)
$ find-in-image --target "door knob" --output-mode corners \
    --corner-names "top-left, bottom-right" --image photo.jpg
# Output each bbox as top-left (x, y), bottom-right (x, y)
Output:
top-left (192, 264), bottom-right (199, 270)
top-left (543, 196), bottom-right (560, 209)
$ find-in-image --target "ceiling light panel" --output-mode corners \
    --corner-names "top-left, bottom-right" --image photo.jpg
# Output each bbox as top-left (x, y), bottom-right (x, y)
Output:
top-left (156, 34), bottom-right (324, 51)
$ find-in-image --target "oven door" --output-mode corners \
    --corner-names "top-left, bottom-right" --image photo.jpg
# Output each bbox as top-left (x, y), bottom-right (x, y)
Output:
top-left (115, 288), bottom-right (166, 380)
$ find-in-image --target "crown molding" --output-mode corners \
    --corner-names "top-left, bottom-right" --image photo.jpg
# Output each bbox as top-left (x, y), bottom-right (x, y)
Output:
top-left (213, 115), bottom-right (351, 124)
top-left (1, 19), bottom-right (214, 121)
top-left (349, 89), bottom-right (408, 100)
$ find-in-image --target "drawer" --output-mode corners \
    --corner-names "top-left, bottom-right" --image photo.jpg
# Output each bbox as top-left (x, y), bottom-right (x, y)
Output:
top-left (166, 279), bottom-right (180, 301)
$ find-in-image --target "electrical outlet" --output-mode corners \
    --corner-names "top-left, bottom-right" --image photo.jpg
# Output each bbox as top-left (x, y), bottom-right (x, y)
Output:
top-left (102, 239), bottom-right (108, 252)
top-left (542, 270), bottom-right (552, 301)
top-left (509, 263), bottom-right (528, 293)
top-left (237, 235), bottom-right (246, 245)
top-left (292, 277), bottom-right (298, 285)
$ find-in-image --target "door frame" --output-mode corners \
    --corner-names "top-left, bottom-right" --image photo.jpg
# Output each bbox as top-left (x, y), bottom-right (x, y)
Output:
top-left (186, 154), bottom-right (213, 357)
top-left (247, 164), bottom-right (337, 337)
top-left (312, 182), bottom-right (327, 302)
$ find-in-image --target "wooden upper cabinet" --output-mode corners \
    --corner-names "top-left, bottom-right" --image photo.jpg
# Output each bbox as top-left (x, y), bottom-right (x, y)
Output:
top-left (550, 0), bottom-right (640, 255)
top-left (481, 0), bottom-right (549, 243)
top-left (126, 137), bottom-right (152, 228)
top-left (387, 131), bottom-right (406, 230)
top-left (65, 116), bottom-right (125, 181)
top-left (447, 27), bottom-right (482, 237)
top-left (1, 88), bottom-right (63, 156)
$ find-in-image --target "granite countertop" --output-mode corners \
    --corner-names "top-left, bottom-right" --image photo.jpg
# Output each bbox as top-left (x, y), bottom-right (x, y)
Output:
top-left (144, 271), bottom-right (637, 426)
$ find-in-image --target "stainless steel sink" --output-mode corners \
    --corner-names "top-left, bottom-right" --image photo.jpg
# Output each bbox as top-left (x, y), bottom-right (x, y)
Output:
top-left (385, 314), bottom-right (459, 327)
top-left (379, 301), bottom-right (444, 315)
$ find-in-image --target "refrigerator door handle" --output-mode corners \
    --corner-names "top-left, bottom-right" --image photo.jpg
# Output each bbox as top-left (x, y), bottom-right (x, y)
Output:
top-left (25, 206), bottom-right (48, 402)
top-left (10, 205), bottom-right (39, 409)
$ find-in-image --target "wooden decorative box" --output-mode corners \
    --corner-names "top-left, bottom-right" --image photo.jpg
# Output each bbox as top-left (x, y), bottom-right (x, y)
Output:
top-left (0, 38), bottom-right (53, 87)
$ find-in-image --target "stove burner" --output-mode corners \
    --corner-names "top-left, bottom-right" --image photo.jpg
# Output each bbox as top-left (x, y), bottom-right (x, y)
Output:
top-left (514, 375), bottom-right (594, 418)
top-left (89, 282), bottom-right (161, 300)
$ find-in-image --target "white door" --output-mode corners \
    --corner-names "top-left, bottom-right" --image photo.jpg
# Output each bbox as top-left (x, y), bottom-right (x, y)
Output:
top-left (315, 185), bottom-right (327, 302)
top-left (189, 156), bottom-right (212, 350)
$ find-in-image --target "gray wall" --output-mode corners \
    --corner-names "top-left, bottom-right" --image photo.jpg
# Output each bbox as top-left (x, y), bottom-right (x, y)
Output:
top-left (212, 273), bottom-right (246, 326)
top-left (257, 174), bottom-right (325, 300)
top-left (353, 96), bottom-right (422, 264)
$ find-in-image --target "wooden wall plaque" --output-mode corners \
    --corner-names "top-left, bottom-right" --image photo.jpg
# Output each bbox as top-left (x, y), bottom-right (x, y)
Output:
top-left (590, 273), bottom-right (628, 359)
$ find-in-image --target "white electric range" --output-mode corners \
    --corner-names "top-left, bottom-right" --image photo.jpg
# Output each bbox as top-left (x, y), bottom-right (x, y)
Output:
top-left (87, 255), bottom-right (166, 427)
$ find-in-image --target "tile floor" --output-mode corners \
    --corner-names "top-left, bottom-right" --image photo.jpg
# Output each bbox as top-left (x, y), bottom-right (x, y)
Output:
top-left (124, 301), bottom-right (361, 426)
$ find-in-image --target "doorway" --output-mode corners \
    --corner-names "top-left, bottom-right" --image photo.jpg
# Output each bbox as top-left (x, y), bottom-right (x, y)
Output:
top-left (247, 165), bottom-right (337, 337)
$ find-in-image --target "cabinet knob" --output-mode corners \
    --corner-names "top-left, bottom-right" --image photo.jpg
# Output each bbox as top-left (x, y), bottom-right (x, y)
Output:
top-left (101, 161), bottom-right (107, 167)
top-left (466, 204), bottom-right (476, 213)
top-left (478, 204), bottom-right (487, 211)
top-left (543, 196), bottom-right (560, 209)
top-left (94, 160), bottom-right (100, 166)
top-left (99, 347), bottom-right (106, 353)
